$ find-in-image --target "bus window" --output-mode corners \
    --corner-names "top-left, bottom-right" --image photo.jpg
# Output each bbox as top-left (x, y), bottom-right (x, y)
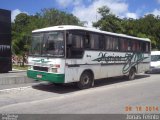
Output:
top-left (72, 34), bottom-right (83, 49)
top-left (120, 38), bottom-right (128, 51)
top-left (90, 34), bottom-right (99, 50)
top-left (112, 37), bottom-right (119, 51)
top-left (135, 41), bottom-right (139, 51)
top-left (99, 35), bottom-right (104, 50)
top-left (142, 42), bottom-right (146, 52)
top-left (146, 42), bottom-right (150, 52)
top-left (105, 36), bottom-right (112, 50)
top-left (132, 41), bottom-right (136, 51)
top-left (84, 33), bottom-right (90, 49)
top-left (66, 33), bottom-right (84, 58)
top-left (104, 36), bottom-right (109, 50)
top-left (128, 40), bottom-right (132, 51)
top-left (139, 42), bottom-right (143, 51)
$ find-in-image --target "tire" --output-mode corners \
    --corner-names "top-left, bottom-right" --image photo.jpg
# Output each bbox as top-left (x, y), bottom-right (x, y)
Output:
top-left (128, 68), bottom-right (136, 80)
top-left (77, 71), bottom-right (94, 89)
top-left (53, 83), bottom-right (63, 86)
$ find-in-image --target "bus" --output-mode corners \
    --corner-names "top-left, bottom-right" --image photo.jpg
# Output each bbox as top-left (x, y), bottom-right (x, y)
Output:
top-left (148, 51), bottom-right (160, 73)
top-left (27, 25), bottom-right (151, 89)
top-left (0, 9), bottom-right (12, 73)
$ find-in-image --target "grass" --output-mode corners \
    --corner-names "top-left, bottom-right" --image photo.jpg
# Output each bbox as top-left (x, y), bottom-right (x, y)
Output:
top-left (12, 65), bottom-right (28, 70)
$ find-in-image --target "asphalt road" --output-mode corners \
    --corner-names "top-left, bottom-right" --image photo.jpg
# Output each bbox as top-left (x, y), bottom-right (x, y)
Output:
top-left (0, 73), bottom-right (159, 114)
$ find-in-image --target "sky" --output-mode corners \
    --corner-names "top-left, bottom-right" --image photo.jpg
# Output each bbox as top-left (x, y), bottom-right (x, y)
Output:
top-left (0, 0), bottom-right (160, 27)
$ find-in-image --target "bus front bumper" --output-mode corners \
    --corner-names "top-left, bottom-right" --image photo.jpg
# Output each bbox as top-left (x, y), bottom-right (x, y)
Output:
top-left (27, 70), bottom-right (65, 83)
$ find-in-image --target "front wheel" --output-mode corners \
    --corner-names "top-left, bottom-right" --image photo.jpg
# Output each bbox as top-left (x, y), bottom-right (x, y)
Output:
top-left (128, 68), bottom-right (136, 80)
top-left (77, 71), bottom-right (94, 89)
top-left (53, 83), bottom-right (63, 86)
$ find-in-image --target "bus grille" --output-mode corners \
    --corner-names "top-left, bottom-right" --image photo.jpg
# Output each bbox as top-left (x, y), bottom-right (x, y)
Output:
top-left (33, 66), bottom-right (48, 72)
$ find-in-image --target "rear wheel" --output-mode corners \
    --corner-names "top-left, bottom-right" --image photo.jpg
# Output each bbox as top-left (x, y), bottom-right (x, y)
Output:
top-left (77, 71), bottom-right (94, 89)
top-left (128, 68), bottom-right (136, 80)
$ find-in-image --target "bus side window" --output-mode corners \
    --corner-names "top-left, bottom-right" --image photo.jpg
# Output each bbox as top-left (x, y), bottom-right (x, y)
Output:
top-left (132, 40), bottom-right (138, 52)
top-left (104, 36), bottom-right (109, 50)
top-left (139, 41), bottom-right (143, 52)
top-left (128, 40), bottom-right (132, 51)
top-left (120, 38), bottom-right (128, 51)
top-left (84, 33), bottom-right (90, 49)
top-left (146, 42), bottom-right (150, 52)
top-left (142, 42), bottom-right (146, 52)
top-left (90, 34), bottom-right (99, 50)
top-left (112, 37), bottom-right (119, 51)
top-left (135, 41), bottom-right (138, 52)
top-left (105, 36), bottom-right (113, 50)
top-left (66, 32), bottom-right (84, 58)
top-left (66, 33), bottom-right (72, 58)
top-left (119, 38), bottom-right (123, 51)
top-left (72, 34), bottom-right (83, 49)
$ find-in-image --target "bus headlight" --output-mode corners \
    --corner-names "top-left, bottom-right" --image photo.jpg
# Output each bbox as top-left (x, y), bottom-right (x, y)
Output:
top-left (52, 68), bottom-right (57, 73)
top-left (48, 68), bottom-right (57, 73)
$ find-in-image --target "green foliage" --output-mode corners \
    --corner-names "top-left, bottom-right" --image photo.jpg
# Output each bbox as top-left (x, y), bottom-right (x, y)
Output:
top-left (12, 65), bottom-right (28, 70)
top-left (93, 6), bottom-right (160, 50)
top-left (93, 6), bottom-right (123, 33)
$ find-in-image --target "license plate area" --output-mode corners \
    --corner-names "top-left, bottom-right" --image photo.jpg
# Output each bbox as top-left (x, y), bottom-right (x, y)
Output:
top-left (37, 74), bottom-right (42, 78)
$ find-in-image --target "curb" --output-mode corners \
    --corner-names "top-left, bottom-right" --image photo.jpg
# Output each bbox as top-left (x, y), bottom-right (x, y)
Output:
top-left (0, 70), bottom-right (36, 85)
top-left (0, 76), bottom-right (35, 85)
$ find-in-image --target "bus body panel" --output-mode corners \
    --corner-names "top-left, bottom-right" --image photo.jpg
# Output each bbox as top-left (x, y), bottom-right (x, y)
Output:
top-left (64, 51), bottom-right (150, 83)
top-left (27, 57), bottom-right (66, 83)
top-left (149, 51), bottom-right (160, 73)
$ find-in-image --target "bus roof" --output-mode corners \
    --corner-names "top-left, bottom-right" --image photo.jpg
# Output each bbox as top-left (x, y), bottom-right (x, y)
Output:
top-left (32, 25), bottom-right (150, 42)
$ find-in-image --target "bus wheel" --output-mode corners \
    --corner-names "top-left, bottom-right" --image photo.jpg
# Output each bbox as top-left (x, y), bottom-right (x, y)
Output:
top-left (128, 68), bottom-right (136, 80)
top-left (53, 83), bottom-right (63, 86)
top-left (77, 71), bottom-right (93, 89)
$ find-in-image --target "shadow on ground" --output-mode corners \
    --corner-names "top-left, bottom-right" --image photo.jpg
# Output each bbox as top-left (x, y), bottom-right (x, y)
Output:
top-left (32, 74), bottom-right (150, 94)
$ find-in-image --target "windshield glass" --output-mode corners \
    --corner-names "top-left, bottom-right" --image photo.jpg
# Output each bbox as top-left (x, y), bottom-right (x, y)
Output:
top-left (151, 55), bottom-right (160, 61)
top-left (30, 33), bottom-right (43, 56)
top-left (30, 31), bottom-right (64, 57)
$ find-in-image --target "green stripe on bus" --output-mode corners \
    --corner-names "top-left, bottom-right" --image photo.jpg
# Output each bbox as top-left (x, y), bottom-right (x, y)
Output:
top-left (27, 70), bottom-right (65, 83)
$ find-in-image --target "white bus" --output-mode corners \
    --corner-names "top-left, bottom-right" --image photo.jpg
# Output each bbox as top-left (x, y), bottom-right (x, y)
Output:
top-left (27, 25), bottom-right (151, 89)
top-left (149, 51), bottom-right (160, 73)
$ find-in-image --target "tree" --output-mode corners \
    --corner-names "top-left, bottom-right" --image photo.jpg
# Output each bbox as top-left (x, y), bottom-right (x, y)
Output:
top-left (36, 8), bottom-right (83, 27)
top-left (93, 6), bottom-right (123, 33)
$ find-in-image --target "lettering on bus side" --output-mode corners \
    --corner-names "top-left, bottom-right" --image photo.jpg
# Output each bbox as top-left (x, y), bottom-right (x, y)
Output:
top-left (92, 52), bottom-right (148, 74)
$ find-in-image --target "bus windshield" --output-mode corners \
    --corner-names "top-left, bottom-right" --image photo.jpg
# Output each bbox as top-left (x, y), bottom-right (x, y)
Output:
top-left (30, 31), bottom-right (64, 57)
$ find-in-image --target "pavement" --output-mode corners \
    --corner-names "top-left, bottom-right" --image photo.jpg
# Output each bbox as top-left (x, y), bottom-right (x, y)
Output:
top-left (0, 74), bottom-right (159, 114)
top-left (0, 69), bottom-right (36, 89)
